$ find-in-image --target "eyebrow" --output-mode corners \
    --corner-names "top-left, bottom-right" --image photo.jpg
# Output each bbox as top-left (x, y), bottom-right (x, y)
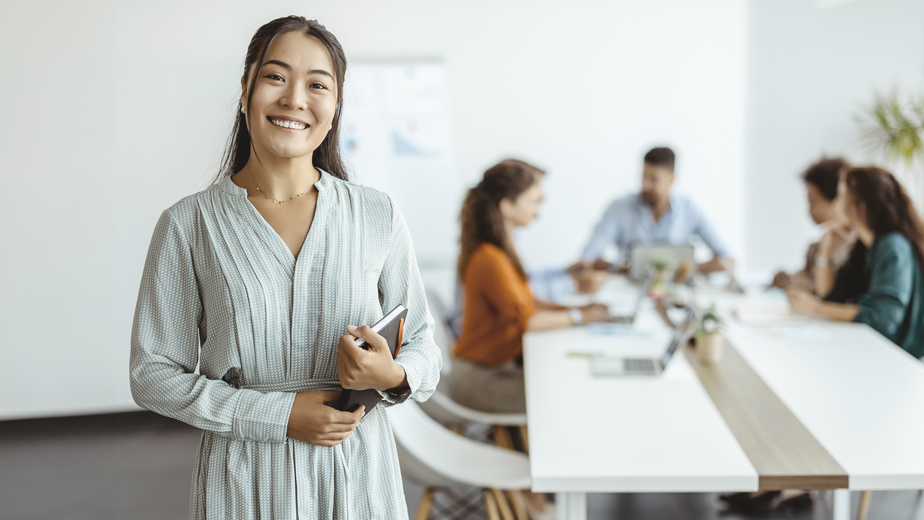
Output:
top-left (263, 59), bottom-right (334, 80)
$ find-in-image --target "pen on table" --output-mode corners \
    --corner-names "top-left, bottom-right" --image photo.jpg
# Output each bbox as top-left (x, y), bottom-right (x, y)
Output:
top-left (568, 351), bottom-right (608, 359)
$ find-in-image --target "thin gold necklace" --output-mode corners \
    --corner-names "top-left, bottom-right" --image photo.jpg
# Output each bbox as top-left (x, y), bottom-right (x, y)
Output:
top-left (248, 167), bottom-right (317, 205)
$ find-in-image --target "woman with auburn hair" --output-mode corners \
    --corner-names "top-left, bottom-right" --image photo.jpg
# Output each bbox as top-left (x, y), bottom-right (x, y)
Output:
top-left (449, 159), bottom-right (609, 414)
top-left (788, 166), bottom-right (924, 358)
top-left (129, 16), bottom-right (441, 519)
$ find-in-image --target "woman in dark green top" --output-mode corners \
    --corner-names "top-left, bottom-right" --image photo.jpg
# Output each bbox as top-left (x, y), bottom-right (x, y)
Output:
top-left (788, 166), bottom-right (924, 358)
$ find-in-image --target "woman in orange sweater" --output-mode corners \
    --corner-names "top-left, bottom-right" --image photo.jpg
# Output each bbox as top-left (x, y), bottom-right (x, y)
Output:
top-left (449, 159), bottom-right (609, 413)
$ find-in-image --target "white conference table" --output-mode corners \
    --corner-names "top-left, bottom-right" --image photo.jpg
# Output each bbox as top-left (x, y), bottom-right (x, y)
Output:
top-left (523, 278), bottom-right (924, 520)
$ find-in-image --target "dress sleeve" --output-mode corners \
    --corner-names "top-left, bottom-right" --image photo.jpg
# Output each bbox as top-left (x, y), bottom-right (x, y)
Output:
top-left (376, 201), bottom-right (443, 405)
top-left (853, 237), bottom-right (914, 342)
top-left (129, 209), bottom-right (295, 443)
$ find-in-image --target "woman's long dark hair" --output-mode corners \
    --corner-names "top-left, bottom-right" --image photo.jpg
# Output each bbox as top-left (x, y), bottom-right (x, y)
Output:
top-left (457, 159), bottom-right (544, 282)
top-left (214, 16), bottom-right (349, 183)
top-left (835, 167), bottom-right (924, 299)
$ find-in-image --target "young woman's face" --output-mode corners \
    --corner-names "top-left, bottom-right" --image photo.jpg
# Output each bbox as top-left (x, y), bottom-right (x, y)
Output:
top-left (805, 182), bottom-right (836, 225)
top-left (501, 182), bottom-right (544, 228)
top-left (243, 31), bottom-right (338, 162)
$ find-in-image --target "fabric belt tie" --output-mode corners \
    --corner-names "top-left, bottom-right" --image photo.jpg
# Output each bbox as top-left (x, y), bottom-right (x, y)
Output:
top-left (242, 378), bottom-right (341, 393)
top-left (241, 377), bottom-right (353, 483)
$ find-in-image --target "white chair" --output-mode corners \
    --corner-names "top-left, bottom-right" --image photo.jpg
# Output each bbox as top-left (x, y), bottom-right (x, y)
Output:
top-left (424, 286), bottom-right (455, 377)
top-left (388, 401), bottom-right (531, 520)
top-left (420, 390), bottom-right (527, 429)
top-left (421, 287), bottom-right (528, 432)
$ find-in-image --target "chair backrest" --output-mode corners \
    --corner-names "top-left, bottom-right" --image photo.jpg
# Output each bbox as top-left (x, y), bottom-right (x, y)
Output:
top-left (387, 401), bottom-right (531, 490)
top-left (418, 390), bottom-right (528, 427)
top-left (425, 286), bottom-right (455, 376)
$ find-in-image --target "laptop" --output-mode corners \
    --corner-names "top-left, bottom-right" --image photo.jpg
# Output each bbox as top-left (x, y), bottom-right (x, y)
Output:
top-left (590, 307), bottom-right (697, 376)
top-left (605, 276), bottom-right (651, 325)
top-left (627, 244), bottom-right (695, 282)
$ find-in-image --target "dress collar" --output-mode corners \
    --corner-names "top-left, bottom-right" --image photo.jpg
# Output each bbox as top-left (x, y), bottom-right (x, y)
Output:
top-left (217, 168), bottom-right (332, 198)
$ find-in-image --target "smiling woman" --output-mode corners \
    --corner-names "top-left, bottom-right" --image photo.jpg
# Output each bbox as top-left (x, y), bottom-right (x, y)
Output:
top-left (129, 16), bottom-right (442, 520)
top-left (221, 16), bottom-right (348, 184)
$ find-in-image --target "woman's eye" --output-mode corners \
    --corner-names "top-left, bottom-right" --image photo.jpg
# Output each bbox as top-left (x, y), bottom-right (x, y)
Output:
top-left (311, 82), bottom-right (328, 90)
top-left (265, 74), bottom-right (284, 81)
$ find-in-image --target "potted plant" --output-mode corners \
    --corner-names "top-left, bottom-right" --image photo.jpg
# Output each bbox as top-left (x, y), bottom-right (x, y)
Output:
top-left (696, 305), bottom-right (724, 366)
top-left (647, 257), bottom-right (671, 300)
top-left (860, 89), bottom-right (924, 211)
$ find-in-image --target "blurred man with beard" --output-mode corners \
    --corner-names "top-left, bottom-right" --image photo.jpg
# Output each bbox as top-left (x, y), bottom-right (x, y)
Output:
top-left (573, 147), bottom-right (733, 283)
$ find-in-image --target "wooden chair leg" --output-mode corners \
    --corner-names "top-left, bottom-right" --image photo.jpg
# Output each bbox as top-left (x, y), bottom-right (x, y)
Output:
top-left (414, 487), bottom-right (434, 520)
top-left (491, 488), bottom-right (516, 520)
top-left (484, 489), bottom-right (502, 520)
top-left (413, 487), bottom-right (434, 520)
top-left (518, 425), bottom-right (530, 454)
top-left (506, 489), bottom-right (528, 520)
top-left (493, 425), bottom-right (515, 450)
top-left (858, 490), bottom-right (872, 520)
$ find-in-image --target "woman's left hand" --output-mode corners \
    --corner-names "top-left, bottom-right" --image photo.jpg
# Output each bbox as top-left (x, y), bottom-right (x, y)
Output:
top-left (787, 287), bottom-right (819, 315)
top-left (338, 325), bottom-right (408, 392)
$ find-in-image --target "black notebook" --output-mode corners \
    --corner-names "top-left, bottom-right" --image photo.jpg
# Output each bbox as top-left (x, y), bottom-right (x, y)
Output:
top-left (336, 304), bottom-right (408, 414)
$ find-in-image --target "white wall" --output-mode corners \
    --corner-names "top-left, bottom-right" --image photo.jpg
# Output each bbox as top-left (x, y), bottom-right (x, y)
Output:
top-left (0, 0), bottom-right (746, 419)
top-left (746, 0), bottom-right (924, 273)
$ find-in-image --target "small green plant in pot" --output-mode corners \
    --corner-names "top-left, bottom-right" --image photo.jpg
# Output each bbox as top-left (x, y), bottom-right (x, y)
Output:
top-left (649, 257), bottom-right (670, 281)
top-left (696, 305), bottom-right (724, 366)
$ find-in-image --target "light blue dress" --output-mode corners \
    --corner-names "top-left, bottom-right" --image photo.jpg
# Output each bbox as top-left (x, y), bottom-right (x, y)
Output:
top-left (130, 170), bottom-right (441, 519)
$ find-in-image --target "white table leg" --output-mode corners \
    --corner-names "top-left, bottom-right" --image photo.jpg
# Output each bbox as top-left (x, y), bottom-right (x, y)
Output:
top-left (832, 489), bottom-right (850, 520)
top-left (555, 492), bottom-right (587, 520)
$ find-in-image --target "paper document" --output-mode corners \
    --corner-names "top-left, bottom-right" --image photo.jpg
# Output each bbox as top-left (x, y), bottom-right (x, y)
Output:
top-left (733, 305), bottom-right (809, 325)
top-left (597, 294), bottom-right (641, 316)
top-left (585, 323), bottom-right (655, 337)
top-left (730, 324), bottom-right (832, 342)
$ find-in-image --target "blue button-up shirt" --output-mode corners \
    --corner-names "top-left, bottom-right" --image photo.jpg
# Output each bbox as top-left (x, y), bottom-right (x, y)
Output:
top-left (582, 192), bottom-right (731, 264)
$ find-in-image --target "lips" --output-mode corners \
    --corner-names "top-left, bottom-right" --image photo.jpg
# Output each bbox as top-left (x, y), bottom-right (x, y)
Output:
top-left (268, 117), bottom-right (308, 130)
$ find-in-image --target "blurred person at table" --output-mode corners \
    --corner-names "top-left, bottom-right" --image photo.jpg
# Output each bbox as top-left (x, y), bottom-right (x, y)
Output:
top-left (571, 147), bottom-right (734, 292)
top-left (771, 157), bottom-right (854, 297)
top-left (725, 157), bottom-right (853, 515)
top-left (788, 166), bottom-right (924, 359)
top-left (449, 159), bottom-right (610, 414)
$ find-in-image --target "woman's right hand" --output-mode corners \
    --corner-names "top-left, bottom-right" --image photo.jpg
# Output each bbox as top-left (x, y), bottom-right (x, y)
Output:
top-left (573, 268), bottom-right (608, 294)
top-left (286, 391), bottom-right (364, 447)
top-left (771, 271), bottom-right (792, 289)
top-left (579, 303), bottom-right (611, 323)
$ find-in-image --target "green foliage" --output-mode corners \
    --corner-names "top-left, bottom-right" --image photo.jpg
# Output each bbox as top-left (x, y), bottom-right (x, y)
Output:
top-left (862, 90), bottom-right (924, 167)
top-left (648, 256), bottom-right (670, 272)
top-left (698, 304), bottom-right (723, 337)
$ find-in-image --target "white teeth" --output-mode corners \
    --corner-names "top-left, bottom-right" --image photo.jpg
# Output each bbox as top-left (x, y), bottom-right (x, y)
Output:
top-left (270, 118), bottom-right (307, 130)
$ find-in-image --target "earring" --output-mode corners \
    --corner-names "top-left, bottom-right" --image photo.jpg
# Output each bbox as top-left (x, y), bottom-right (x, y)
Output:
top-left (329, 124), bottom-right (332, 131)
top-left (241, 106), bottom-right (246, 114)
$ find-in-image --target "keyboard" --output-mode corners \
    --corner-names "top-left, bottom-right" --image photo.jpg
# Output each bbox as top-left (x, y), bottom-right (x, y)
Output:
top-left (623, 358), bottom-right (659, 374)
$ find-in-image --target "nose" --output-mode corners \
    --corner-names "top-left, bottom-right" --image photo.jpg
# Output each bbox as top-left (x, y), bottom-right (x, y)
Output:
top-left (280, 82), bottom-right (308, 111)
